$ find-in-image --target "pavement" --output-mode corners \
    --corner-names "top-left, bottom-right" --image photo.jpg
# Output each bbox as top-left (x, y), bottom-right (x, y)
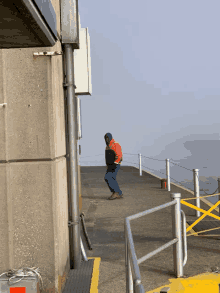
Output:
top-left (80, 165), bottom-right (220, 293)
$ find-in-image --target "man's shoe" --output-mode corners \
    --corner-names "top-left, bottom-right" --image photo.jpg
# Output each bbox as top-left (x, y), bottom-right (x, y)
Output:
top-left (115, 192), bottom-right (123, 198)
top-left (109, 192), bottom-right (122, 200)
top-left (108, 192), bottom-right (115, 200)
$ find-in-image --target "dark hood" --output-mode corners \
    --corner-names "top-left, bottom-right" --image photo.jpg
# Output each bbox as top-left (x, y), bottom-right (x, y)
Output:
top-left (104, 133), bottom-right (113, 146)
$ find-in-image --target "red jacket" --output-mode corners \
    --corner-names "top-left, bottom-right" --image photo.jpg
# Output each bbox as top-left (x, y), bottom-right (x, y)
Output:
top-left (105, 139), bottom-right (123, 165)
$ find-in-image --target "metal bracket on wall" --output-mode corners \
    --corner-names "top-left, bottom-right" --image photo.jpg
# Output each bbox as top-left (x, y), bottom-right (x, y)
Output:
top-left (33, 51), bottom-right (62, 59)
top-left (0, 103), bottom-right (7, 108)
top-left (63, 83), bottom-right (77, 89)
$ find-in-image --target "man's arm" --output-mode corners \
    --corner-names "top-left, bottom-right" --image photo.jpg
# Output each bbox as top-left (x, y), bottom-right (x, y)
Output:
top-left (112, 142), bottom-right (122, 164)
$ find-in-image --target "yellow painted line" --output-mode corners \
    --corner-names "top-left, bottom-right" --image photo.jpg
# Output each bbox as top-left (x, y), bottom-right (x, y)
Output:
top-left (171, 181), bottom-right (220, 212)
top-left (181, 193), bottom-right (220, 201)
top-left (181, 200), bottom-right (220, 232)
top-left (185, 222), bottom-right (197, 236)
top-left (181, 200), bottom-right (220, 223)
top-left (88, 257), bottom-right (101, 293)
top-left (202, 196), bottom-right (220, 212)
top-left (146, 272), bottom-right (220, 293)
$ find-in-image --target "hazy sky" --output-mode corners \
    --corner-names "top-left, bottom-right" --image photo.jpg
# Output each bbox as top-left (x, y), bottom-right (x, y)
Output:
top-left (78, 0), bottom-right (220, 191)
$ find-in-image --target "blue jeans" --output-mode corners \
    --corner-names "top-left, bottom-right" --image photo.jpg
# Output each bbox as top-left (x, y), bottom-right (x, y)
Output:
top-left (104, 164), bottom-right (122, 195)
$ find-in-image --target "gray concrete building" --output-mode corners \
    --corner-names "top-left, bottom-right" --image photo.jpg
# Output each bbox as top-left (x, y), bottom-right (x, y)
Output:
top-left (0, 0), bottom-right (86, 292)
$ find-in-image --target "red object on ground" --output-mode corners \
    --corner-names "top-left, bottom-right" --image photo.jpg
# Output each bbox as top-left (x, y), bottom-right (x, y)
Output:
top-left (10, 288), bottom-right (26, 293)
top-left (165, 182), bottom-right (167, 188)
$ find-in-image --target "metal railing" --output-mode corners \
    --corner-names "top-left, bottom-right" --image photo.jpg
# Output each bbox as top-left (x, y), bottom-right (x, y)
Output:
top-left (137, 153), bottom-right (220, 217)
top-left (125, 193), bottom-right (187, 293)
top-left (80, 152), bottom-right (220, 215)
top-left (138, 153), bottom-right (195, 194)
top-left (85, 152), bottom-right (216, 211)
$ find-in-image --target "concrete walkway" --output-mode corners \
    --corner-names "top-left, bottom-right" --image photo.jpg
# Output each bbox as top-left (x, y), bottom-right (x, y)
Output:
top-left (80, 166), bottom-right (220, 293)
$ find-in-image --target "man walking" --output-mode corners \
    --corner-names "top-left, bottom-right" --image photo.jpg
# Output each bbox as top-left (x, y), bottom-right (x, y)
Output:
top-left (104, 133), bottom-right (123, 200)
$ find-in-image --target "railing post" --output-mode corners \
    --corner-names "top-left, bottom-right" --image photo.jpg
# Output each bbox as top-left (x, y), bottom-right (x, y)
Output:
top-left (139, 153), bottom-right (142, 176)
top-left (166, 159), bottom-right (171, 191)
top-left (125, 230), bottom-right (128, 293)
top-left (125, 225), bottom-right (133, 293)
top-left (125, 229), bottom-right (129, 293)
top-left (171, 193), bottom-right (183, 278)
top-left (218, 178), bottom-right (220, 218)
top-left (193, 169), bottom-right (200, 217)
top-left (128, 256), bottom-right (134, 292)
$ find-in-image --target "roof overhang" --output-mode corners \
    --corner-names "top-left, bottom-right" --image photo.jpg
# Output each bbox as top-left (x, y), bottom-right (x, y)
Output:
top-left (0, 0), bottom-right (57, 48)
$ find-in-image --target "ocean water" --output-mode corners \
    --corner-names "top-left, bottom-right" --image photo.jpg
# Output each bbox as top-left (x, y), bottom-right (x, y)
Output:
top-left (141, 162), bottom-right (219, 205)
top-left (145, 169), bottom-right (219, 204)
top-left (117, 154), bottom-right (220, 205)
top-left (175, 176), bottom-right (219, 205)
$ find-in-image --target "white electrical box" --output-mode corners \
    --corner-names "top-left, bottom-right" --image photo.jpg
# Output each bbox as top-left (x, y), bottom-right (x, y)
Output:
top-left (0, 275), bottom-right (39, 293)
top-left (74, 27), bottom-right (92, 96)
top-left (60, 0), bottom-right (79, 48)
top-left (76, 96), bottom-right (82, 140)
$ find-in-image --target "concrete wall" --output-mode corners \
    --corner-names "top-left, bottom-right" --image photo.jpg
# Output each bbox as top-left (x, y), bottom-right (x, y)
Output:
top-left (0, 1), bottom-right (72, 292)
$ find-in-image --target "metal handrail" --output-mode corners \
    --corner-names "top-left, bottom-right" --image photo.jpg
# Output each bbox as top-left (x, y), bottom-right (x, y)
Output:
top-left (137, 238), bottom-right (178, 265)
top-left (181, 210), bottom-right (187, 267)
top-left (127, 200), bottom-right (176, 221)
top-left (125, 223), bottom-right (144, 293)
top-left (125, 193), bottom-right (186, 293)
top-left (80, 237), bottom-right (88, 261)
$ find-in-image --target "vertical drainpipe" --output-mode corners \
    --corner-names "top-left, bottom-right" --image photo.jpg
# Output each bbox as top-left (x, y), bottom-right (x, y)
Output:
top-left (63, 43), bottom-right (81, 269)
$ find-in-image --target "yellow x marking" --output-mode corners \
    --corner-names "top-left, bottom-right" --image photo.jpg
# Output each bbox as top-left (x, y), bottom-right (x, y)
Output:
top-left (180, 200), bottom-right (220, 233)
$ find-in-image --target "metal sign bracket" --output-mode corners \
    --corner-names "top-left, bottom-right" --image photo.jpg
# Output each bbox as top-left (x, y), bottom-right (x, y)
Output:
top-left (33, 51), bottom-right (62, 59)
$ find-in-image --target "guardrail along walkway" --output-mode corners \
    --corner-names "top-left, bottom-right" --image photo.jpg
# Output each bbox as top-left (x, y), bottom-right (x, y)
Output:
top-left (81, 166), bottom-right (220, 293)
